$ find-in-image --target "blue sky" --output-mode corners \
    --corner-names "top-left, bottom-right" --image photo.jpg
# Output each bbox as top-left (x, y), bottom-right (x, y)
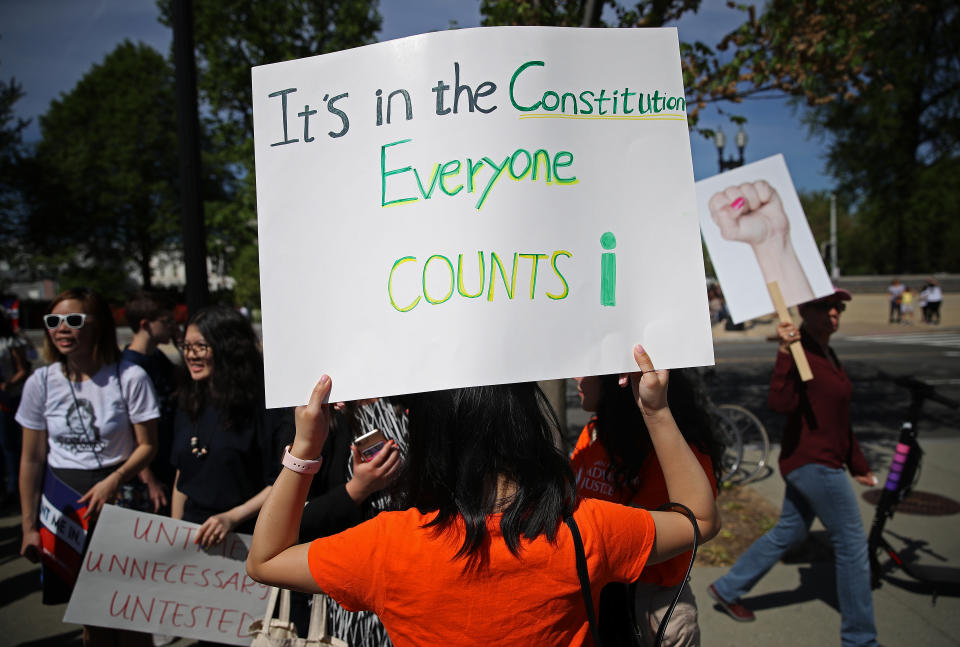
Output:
top-left (0, 0), bottom-right (832, 192)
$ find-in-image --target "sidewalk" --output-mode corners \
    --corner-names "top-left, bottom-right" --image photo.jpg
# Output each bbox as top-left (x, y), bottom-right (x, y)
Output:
top-left (694, 436), bottom-right (960, 646)
top-left (712, 292), bottom-right (958, 342)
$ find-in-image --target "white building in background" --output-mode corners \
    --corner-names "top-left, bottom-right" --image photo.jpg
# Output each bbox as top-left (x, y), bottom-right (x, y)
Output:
top-left (147, 249), bottom-right (236, 291)
top-left (1, 249), bottom-right (235, 300)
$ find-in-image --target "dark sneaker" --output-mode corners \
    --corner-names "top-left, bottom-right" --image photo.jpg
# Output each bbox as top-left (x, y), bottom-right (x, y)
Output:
top-left (708, 583), bottom-right (756, 622)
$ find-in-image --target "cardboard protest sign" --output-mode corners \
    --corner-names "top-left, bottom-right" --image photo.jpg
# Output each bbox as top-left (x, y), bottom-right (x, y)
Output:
top-left (697, 154), bottom-right (833, 323)
top-left (64, 506), bottom-right (268, 645)
top-left (253, 26), bottom-right (713, 406)
top-left (39, 467), bottom-right (89, 587)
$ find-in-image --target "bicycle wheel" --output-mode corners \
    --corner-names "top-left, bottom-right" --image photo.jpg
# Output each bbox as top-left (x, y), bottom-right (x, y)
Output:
top-left (714, 408), bottom-right (744, 484)
top-left (717, 404), bottom-right (770, 484)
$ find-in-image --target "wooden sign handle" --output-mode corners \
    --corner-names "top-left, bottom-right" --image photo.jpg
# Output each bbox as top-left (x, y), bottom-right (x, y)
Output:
top-left (767, 281), bottom-right (813, 382)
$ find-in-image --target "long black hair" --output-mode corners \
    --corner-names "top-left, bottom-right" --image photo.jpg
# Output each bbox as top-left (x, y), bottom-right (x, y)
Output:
top-left (178, 305), bottom-right (263, 427)
top-left (395, 382), bottom-right (576, 561)
top-left (592, 369), bottom-right (723, 496)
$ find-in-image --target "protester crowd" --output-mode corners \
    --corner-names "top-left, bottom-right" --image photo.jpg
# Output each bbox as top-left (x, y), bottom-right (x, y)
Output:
top-left (0, 285), bottom-right (893, 647)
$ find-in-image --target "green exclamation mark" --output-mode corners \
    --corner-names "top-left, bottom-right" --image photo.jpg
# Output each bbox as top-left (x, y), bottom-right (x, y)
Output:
top-left (601, 231), bottom-right (616, 307)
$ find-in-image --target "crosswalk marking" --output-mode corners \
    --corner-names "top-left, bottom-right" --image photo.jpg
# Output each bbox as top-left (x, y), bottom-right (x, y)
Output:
top-left (845, 333), bottom-right (960, 350)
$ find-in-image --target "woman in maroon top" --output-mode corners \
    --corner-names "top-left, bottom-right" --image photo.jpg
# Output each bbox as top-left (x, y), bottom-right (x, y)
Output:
top-left (708, 289), bottom-right (880, 647)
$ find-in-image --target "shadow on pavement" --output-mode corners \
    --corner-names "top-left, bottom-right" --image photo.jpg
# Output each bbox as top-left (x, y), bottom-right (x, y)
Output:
top-left (733, 562), bottom-right (840, 613)
top-left (16, 628), bottom-right (82, 647)
top-left (0, 568), bottom-right (41, 608)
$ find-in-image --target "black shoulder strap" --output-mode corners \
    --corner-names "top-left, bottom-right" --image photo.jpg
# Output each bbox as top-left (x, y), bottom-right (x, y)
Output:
top-left (565, 515), bottom-right (602, 647)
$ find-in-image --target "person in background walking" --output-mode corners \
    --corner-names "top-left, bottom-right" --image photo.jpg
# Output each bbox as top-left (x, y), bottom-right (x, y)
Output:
top-left (708, 288), bottom-right (879, 647)
top-left (887, 278), bottom-right (903, 324)
top-left (0, 311), bottom-right (31, 506)
top-left (122, 291), bottom-right (180, 514)
top-left (925, 279), bottom-right (943, 325)
top-left (900, 286), bottom-right (914, 325)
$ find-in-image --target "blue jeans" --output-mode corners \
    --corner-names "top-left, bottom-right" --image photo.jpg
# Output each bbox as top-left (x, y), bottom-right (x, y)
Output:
top-left (712, 463), bottom-right (878, 647)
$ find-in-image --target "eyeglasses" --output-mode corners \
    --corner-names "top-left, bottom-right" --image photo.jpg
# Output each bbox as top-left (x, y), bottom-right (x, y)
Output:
top-left (44, 313), bottom-right (87, 330)
top-left (810, 301), bottom-right (846, 312)
top-left (178, 342), bottom-right (212, 356)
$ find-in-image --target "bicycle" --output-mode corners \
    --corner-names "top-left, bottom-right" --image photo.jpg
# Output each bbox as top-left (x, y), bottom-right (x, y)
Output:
top-left (713, 403), bottom-right (770, 485)
top-left (867, 371), bottom-right (960, 597)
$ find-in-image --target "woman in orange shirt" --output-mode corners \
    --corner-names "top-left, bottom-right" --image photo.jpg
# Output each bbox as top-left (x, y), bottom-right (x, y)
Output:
top-left (247, 346), bottom-right (720, 647)
top-left (572, 370), bottom-right (722, 646)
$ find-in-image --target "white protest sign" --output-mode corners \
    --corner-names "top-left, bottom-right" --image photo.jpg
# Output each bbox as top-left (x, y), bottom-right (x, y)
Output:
top-left (253, 26), bottom-right (714, 407)
top-left (64, 506), bottom-right (269, 645)
top-left (697, 154), bottom-right (833, 323)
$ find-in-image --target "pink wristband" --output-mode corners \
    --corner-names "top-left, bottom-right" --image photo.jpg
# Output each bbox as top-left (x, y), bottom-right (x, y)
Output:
top-left (282, 445), bottom-right (322, 474)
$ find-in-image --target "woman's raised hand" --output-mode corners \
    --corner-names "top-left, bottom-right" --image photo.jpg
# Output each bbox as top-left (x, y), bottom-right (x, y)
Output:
top-left (293, 375), bottom-right (333, 460)
top-left (630, 344), bottom-right (669, 418)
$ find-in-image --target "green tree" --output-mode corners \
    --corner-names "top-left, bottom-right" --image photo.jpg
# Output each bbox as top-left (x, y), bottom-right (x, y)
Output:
top-left (0, 60), bottom-right (29, 276)
top-left (483, 1), bottom-right (960, 273)
top-left (156, 0), bottom-right (382, 306)
top-left (23, 41), bottom-right (182, 291)
top-left (722, 1), bottom-right (960, 272)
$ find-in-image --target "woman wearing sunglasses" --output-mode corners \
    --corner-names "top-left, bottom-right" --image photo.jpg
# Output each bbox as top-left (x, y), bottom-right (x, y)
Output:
top-left (709, 289), bottom-right (880, 647)
top-left (170, 306), bottom-right (292, 559)
top-left (16, 288), bottom-right (158, 645)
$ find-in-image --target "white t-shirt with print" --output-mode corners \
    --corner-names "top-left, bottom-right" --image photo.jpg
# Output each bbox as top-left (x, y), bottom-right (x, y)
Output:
top-left (16, 362), bottom-right (160, 470)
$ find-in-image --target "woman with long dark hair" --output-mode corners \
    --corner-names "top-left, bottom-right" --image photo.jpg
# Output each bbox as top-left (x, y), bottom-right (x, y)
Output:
top-left (571, 370), bottom-right (722, 646)
top-left (247, 345), bottom-right (719, 646)
top-left (16, 287), bottom-right (158, 646)
top-left (170, 305), bottom-right (292, 547)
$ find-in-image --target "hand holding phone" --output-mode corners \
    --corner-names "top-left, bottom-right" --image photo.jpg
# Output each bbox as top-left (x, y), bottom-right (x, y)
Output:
top-left (347, 431), bottom-right (402, 504)
top-left (354, 429), bottom-right (387, 463)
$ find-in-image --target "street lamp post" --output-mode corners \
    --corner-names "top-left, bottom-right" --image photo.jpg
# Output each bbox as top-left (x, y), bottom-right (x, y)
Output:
top-left (715, 126), bottom-right (748, 331)
top-left (716, 126), bottom-right (748, 173)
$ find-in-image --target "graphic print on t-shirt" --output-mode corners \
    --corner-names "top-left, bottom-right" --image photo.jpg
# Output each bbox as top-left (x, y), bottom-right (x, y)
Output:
top-left (576, 458), bottom-right (618, 498)
top-left (56, 398), bottom-right (106, 455)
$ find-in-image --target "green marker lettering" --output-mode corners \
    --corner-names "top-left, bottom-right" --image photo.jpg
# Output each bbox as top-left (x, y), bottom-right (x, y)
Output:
top-left (388, 256), bottom-right (420, 312)
top-left (413, 163), bottom-right (442, 200)
top-left (476, 156), bottom-right (510, 210)
top-left (457, 252), bottom-right (485, 298)
top-left (438, 160), bottom-right (463, 196)
top-left (519, 253), bottom-right (548, 299)
top-left (381, 139), bottom-right (417, 207)
top-left (547, 251), bottom-right (572, 300)
top-left (600, 232), bottom-right (617, 307)
top-left (423, 255), bottom-right (455, 305)
top-left (509, 60), bottom-right (545, 112)
top-left (488, 252), bottom-right (518, 301)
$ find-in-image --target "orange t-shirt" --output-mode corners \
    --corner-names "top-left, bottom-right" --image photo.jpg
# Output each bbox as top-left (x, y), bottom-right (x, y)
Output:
top-left (307, 498), bottom-right (655, 646)
top-left (570, 421), bottom-right (717, 587)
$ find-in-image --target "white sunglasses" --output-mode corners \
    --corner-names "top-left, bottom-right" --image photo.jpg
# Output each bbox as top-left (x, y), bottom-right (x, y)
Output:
top-left (44, 313), bottom-right (87, 330)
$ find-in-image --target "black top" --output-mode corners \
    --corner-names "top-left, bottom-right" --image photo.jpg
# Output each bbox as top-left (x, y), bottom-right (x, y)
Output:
top-left (122, 347), bottom-right (177, 485)
top-left (172, 403), bottom-right (294, 526)
top-left (299, 420), bottom-right (367, 542)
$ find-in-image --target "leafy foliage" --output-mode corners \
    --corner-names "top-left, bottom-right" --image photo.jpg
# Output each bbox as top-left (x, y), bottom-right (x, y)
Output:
top-left (482, 0), bottom-right (960, 273)
top-left (155, 0), bottom-right (382, 306)
top-left (0, 64), bottom-right (29, 276)
top-left (20, 41), bottom-right (182, 293)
